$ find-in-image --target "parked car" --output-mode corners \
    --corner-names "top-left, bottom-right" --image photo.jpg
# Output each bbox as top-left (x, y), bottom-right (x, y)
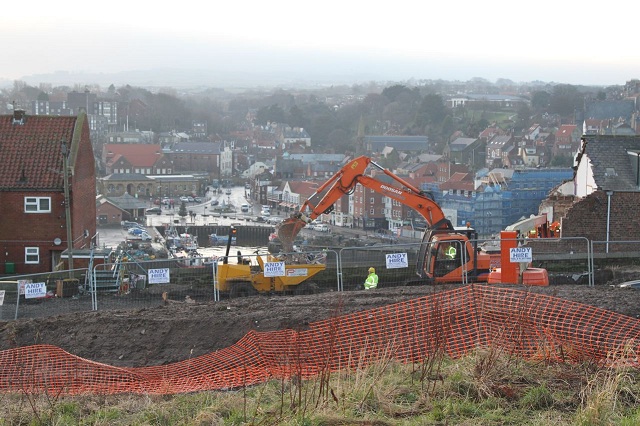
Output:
top-left (179, 196), bottom-right (189, 202)
top-left (267, 216), bottom-right (283, 225)
top-left (225, 189), bottom-right (232, 195)
top-left (261, 210), bottom-right (271, 217)
top-left (210, 199), bottom-right (219, 206)
top-left (136, 232), bottom-right (152, 241)
top-left (241, 204), bottom-right (250, 213)
top-left (145, 207), bottom-right (162, 215)
top-left (128, 227), bottom-right (145, 235)
top-left (194, 197), bottom-right (202, 203)
top-left (316, 224), bottom-right (330, 232)
top-left (187, 196), bottom-right (195, 202)
top-left (121, 220), bottom-right (142, 230)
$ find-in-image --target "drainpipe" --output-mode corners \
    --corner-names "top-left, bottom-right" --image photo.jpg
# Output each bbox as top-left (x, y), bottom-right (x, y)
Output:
top-left (605, 190), bottom-right (614, 253)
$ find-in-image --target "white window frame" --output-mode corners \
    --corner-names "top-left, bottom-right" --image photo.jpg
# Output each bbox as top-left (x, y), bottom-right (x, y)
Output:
top-left (24, 197), bottom-right (51, 213)
top-left (25, 247), bottom-right (39, 264)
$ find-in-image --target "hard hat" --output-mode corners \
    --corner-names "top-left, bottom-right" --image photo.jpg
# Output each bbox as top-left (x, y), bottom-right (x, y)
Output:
top-left (368, 267), bottom-right (375, 273)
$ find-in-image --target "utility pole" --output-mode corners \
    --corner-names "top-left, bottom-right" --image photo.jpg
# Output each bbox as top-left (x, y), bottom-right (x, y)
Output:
top-left (62, 141), bottom-right (74, 275)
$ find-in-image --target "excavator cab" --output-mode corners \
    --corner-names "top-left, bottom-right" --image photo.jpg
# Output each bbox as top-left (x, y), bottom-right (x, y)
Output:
top-left (417, 226), bottom-right (490, 284)
top-left (421, 235), bottom-right (470, 283)
top-left (433, 240), bottom-right (462, 276)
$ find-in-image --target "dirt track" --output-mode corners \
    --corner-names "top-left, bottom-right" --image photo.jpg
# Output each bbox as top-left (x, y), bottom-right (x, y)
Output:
top-left (2, 283), bottom-right (640, 368)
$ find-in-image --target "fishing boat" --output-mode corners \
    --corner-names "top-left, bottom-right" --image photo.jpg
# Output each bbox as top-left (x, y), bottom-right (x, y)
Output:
top-left (209, 233), bottom-right (236, 246)
top-left (165, 225), bottom-right (199, 252)
top-left (171, 248), bottom-right (215, 268)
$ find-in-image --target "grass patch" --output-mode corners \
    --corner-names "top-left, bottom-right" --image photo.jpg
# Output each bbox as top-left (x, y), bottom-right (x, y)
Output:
top-left (2, 348), bottom-right (639, 425)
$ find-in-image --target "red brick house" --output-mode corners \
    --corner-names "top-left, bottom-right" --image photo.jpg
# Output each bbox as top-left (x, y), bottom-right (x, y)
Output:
top-left (0, 110), bottom-right (96, 275)
top-left (102, 143), bottom-right (169, 175)
top-left (553, 124), bottom-right (580, 157)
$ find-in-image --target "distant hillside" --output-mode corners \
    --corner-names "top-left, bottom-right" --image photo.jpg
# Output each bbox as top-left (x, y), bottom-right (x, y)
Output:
top-left (1, 68), bottom-right (379, 91)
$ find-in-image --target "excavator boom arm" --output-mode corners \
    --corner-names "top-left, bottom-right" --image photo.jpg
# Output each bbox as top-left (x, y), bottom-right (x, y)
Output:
top-left (304, 174), bottom-right (449, 227)
top-left (277, 156), bottom-right (452, 251)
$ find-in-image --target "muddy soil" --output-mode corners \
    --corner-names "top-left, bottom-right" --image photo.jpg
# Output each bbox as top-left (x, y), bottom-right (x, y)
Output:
top-left (2, 282), bottom-right (640, 368)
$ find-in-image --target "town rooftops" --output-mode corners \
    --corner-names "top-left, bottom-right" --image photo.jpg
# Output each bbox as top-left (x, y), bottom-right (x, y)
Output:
top-left (169, 141), bottom-right (223, 154)
top-left (364, 135), bottom-right (428, 152)
top-left (449, 137), bottom-right (478, 151)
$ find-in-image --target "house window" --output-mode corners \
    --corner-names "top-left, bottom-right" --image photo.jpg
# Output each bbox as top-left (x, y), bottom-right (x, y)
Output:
top-left (25, 197), bottom-right (51, 213)
top-left (370, 208), bottom-right (375, 215)
top-left (370, 197), bottom-right (375, 203)
top-left (25, 247), bottom-right (39, 264)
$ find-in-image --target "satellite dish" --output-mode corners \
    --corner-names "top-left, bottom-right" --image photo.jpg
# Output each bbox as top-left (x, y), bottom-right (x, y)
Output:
top-left (54, 238), bottom-right (62, 246)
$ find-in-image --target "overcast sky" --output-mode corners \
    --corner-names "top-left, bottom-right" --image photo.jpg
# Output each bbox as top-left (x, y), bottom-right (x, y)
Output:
top-left (1, 0), bottom-right (636, 87)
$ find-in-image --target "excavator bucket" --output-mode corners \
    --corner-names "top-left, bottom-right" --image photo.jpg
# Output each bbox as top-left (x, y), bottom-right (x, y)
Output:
top-left (276, 217), bottom-right (307, 252)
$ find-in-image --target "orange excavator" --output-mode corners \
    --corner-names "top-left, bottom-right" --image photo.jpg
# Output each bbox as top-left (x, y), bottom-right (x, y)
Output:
top-left (277, 155), bottom-right (548, 286)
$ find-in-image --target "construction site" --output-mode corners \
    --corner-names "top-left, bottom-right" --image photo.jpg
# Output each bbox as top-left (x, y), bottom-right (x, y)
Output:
top-left (1, 155), bottom-right (640, 400)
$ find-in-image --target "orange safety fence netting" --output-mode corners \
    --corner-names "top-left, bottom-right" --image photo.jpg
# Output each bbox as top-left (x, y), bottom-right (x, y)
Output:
top-left (1, 285), bottom-right (639, 395)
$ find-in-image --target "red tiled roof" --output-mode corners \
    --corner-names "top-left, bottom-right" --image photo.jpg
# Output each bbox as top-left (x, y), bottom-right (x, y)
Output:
top-left (289, 181), bottom-right (319, 197)
top-left (440, 172), bottom-right (475, 191)
top-left (555, 124), bottom-right (577, 137)
top-left (0, 114), bottom-right (79, 189)
top-left (103, 144), bottom-right (162, 167)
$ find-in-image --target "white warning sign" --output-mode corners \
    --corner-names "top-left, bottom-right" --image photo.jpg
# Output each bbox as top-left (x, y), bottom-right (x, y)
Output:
top-left (264, 261), bottom-right (286, 277)
top-left (385, 252), bottom-right (408, 269)
top-left (286, 268), bottom-right (308, 277)
top-left (509, 247), bottom-right (532, 263)
top-left (24, 282), bottom-right (47, 299)
top-left (148, 268), bottom-right (170, 284)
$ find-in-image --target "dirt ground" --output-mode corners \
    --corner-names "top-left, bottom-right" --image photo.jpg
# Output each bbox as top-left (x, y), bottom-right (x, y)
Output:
top-left (2, 282), bottom-right (640, 368)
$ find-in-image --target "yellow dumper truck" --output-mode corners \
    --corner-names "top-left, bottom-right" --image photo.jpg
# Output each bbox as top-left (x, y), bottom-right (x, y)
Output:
top-left (214, 226), bottom-right (326, 297)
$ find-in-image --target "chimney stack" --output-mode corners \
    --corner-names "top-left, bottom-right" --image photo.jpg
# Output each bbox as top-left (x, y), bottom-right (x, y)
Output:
top-left (12, 109), bottom-right (26, 125)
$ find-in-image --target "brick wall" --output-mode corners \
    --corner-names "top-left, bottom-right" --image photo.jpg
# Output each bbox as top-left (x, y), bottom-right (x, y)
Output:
top-left (0, 191), bottom-right (67, 274)
top-left (539, 194), bottom-right (576, 222)
top-left (71, 120), bottom-right (97, 251)
top-left (562, 191), bottom-right (640, 248)
top-left (96, 203), bottom-right (124, 225)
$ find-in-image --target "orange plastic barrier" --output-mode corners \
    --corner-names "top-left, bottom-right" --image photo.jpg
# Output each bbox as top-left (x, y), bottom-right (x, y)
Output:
top-left (1, 285), bottom-right (639, 395)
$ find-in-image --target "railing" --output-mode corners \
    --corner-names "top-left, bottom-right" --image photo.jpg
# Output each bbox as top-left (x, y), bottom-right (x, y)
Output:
top-left (1, 237), bottom-right (639, 320)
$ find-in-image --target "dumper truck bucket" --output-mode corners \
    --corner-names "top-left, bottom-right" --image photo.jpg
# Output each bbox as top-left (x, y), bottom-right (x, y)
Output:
top-left (276, 217), bottom-right (307, 252)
